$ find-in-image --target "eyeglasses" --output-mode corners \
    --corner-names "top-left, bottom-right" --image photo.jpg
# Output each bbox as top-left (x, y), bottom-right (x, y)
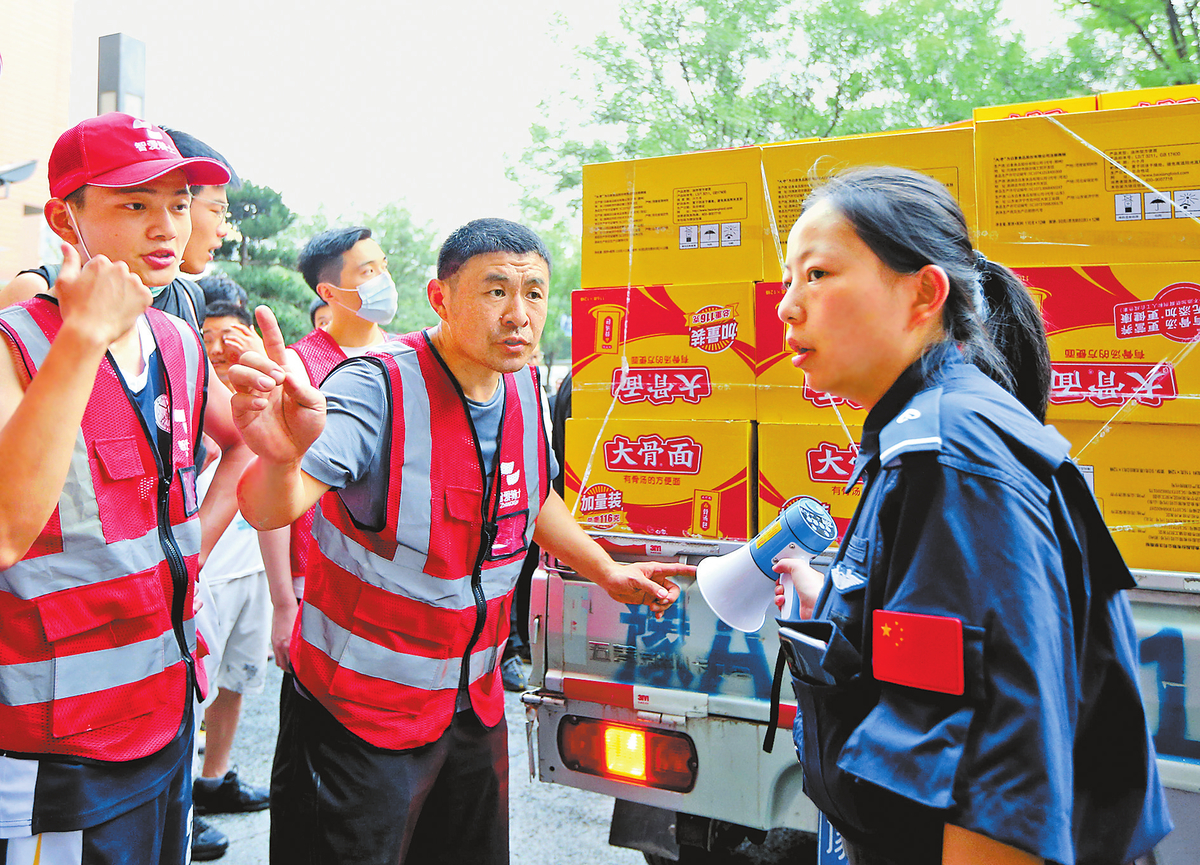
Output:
top-left (193, 196), bottom-right (230, 218)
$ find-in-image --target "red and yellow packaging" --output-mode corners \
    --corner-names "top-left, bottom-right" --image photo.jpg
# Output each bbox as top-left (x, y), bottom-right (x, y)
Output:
top-left (564, 417), bottom-right (753, 541)
top-left (973, 95), bottom-right (1097, 122)
top-left (974, 101), bottom-right (1200, 267)
top-left (1015, 262), bottom-right (1200, 425)
top-left (581, 147), bottom-right (776, 288)
top-left (1099, 84), bottom-right (1200, 111)
top-left (753, 282), bottom-right (870, 425)
top-left (761, 125), bottom-right (978, 250)
top-left (571, 282), bottom-right (757, 421)
top-left (757, 422), bottom-right (863, 543)
top-left (1055, 420), bottom-right (1200, 574)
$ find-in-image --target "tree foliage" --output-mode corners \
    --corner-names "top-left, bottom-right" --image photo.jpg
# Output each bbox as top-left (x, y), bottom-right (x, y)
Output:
top-left (357, 203), bottom-right (441, 335)
top-left (217, 201), bottom-right (440, 342)
top-left (215, 262), bottom-right (313, 346)
top-left (515, 0), bottom-right (1109, 212)
top-left (1071, 0), bottom-right (1199, 85)
top-left (226, 181), bottom-right (297, 266)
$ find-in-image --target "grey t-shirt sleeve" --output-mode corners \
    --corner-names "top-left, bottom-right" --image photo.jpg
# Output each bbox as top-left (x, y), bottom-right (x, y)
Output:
top-left (302, 357), bottom-right (390, 528)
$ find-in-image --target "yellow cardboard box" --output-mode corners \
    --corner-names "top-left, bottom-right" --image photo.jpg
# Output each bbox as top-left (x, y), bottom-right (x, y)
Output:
top-left (1099, 85), bottom-right (1200, 111)
top-left (571, 282), bottom-right (757, 421)
top-left (1055, 420), bottom-right (1200, 574)
top-left (975, 101), bottom-right (1200, 266)
top-left (754, 281), bottom-right (870, 425)
top-left (760, 125), bottom-right (978, 251)
top-left (757, 423), bottom-right (863, 543)
top-left (564, 417), bottom-right (753, 540)
top-left (973, 95), bottom-right (1097, 122)
top-left (581, 147), bottom-right (776, 288)
top-left (1015, 262), bottom-right (1200, 425)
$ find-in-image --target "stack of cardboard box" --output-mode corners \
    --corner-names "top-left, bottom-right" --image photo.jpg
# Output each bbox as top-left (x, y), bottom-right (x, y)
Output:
top-left (565, 84), bottom-right (1200, 572)
top-left (974, 92), bottom-right (1200, 574)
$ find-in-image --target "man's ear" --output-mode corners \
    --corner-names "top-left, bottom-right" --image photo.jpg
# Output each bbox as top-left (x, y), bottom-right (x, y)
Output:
top-left (910, 264), bottom-right (950, 330)
top-left (316, 282), bottom-right (336, 302)
top-left (44, 199), bottom-right (80, 245)
top-left (427, 277), bottom-right (450, 322)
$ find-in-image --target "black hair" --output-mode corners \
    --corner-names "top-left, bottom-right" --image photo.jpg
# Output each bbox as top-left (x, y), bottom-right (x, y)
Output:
top-left (309, 295), bottom-right (329, 327)
top-left (160, 127), bottom-right (242, 191)
top-left (802, 166), bottom-right (1050, 421)
top-left (204, 298), bottom-right (253, 329)
top-left (436, 218), bottom-right (551, 280)
top-left (198, 272), bottom-right (251, 327)
top-left (63, 187), bottom-right (87, 209)
top-left (298, 227), bottom-right (372, 295)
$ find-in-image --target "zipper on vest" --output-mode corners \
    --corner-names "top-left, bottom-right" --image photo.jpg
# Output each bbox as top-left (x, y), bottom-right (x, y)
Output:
top-left (459, 519), bottom-right (497, 692)
top-left (424, 332), bottom-right (505, 696)
top-left (110, 338), bottom-right (198, 701)
top-left (157, 476), bottom-right (197, 697)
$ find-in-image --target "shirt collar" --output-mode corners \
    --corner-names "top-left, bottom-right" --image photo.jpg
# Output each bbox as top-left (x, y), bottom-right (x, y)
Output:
top-left (844, 343), bottom-right (962, 490)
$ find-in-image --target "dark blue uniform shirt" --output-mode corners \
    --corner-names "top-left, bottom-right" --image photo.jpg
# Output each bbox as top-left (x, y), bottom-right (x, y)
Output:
top-left (784, 345), bottom-right (1172, 864)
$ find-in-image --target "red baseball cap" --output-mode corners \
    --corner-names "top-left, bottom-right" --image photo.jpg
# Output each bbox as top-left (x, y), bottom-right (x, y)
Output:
top-left (49, 113), bottom-right (231, 199)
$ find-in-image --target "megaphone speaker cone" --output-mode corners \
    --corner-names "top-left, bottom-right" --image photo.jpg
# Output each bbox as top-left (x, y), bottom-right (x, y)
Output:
top-left (696, 543), bottom-right (776, 633)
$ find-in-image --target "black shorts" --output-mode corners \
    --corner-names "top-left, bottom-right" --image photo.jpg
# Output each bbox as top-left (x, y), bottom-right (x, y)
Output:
top-left (270, 674), bottom-right (508, 865)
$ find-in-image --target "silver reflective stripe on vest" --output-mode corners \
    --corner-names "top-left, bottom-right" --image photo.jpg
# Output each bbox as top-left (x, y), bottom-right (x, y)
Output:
top-left (0, 520), bottom-right (201, 599)
top-left (308, 344), bottom-right (541, 609)
top-left (393, 346), bottom-right (435, 553)
top-left (301, 603), bottom-right (499, 690)
top-left (310, 505), bottom-right (512, 608)
top-left (513, 368), bottom-right (547, 527)
top-left (0, 307), bottom-right (203, 600)
top-left (0, 627), bottom-right (185, 706)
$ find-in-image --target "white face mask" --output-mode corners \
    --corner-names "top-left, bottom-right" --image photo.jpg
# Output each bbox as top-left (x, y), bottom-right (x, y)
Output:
top-left (330, 271), bottom-right (397, 325)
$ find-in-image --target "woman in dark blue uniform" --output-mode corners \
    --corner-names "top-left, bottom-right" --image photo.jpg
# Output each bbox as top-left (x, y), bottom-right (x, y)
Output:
top-left (773, 166), bottom-right (1172, 865)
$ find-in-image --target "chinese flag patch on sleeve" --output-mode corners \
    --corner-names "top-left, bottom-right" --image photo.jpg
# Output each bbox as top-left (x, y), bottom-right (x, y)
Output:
top-left (872, 610), bottom-right (964, 695)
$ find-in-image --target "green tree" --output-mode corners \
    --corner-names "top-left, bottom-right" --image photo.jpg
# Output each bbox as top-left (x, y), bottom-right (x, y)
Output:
top-left (215, 262), bottom-right (313, 346)
top-left (226, 181), bottom-right (297, 266)
top-left (1070, 0), bottom-right (1199, 85)
top-left (515, 0), bottom-right (1106, 211)
top-left (357, 203), bottom-right (440, 334)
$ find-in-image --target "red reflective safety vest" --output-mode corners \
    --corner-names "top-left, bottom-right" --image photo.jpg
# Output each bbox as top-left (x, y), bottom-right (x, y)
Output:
top-left (292, 331), bottom-right (550, 750)
top-left (288, 327), bottom-right (349, 598)
top-left (0, 300), bottom-right (206, 761)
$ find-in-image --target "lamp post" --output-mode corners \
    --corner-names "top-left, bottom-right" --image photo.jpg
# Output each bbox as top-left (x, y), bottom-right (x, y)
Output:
top-left (97, 33), bottom-right (145, 118)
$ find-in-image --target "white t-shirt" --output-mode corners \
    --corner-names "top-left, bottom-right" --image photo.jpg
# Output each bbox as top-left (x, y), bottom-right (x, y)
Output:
top-left (197, 461), bottom-right (264, 584)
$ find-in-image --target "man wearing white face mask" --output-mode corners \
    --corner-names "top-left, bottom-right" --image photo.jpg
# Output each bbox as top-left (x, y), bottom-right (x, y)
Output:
top-left (259, 228), bottom-right (398, 711)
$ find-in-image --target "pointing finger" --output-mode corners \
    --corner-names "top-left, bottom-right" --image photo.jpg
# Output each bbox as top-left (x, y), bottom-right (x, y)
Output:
top-left (255, 305), bottom-right (288, 368)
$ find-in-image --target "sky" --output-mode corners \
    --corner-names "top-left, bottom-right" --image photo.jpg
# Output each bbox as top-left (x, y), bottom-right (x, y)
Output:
top-left (69, 0), bottom-right (1067, 238)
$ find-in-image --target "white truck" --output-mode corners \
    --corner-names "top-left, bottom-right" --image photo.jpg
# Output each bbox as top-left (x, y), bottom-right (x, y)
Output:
top-left (522, 532), bottom-right (1200, 863)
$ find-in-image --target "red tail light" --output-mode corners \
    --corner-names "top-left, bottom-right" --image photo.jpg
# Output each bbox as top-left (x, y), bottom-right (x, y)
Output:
top-left (557, 716), bottom-right (698, 793)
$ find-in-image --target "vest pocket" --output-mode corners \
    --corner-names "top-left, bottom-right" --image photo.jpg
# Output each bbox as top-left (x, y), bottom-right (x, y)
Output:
top-left (427, 485), bottom-right (484, 579)
top-left (485, 509), bottom-right (529, 562)
top-left (34, 572), bottom-right (173, 738)
top-left (89, 436), bottom-right (156, 544)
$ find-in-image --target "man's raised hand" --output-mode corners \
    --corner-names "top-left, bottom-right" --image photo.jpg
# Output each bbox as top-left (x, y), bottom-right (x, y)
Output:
top-left (227, 305), bottom-right (325, 466)
top-left (55, 244), bottom-right (150, 348)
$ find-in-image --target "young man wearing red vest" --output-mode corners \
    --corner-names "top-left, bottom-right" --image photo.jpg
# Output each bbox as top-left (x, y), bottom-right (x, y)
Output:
top-left (230, 218), bottom-right (690, 864)
top-left (0, 115), bottom-right (243, 863)
top-left (261, 226), bottom-right (399, 683)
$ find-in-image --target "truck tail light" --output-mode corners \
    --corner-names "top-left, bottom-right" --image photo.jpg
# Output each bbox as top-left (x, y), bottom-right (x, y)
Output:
top-left (557, 715), bottom-right (698, 793)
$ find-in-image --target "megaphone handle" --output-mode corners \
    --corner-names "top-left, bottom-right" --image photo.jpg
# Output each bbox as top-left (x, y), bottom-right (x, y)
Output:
top-left (779, 580), bottom-right (801, 619)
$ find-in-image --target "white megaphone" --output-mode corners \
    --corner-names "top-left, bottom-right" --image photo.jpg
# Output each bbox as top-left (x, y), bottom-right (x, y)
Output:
top-left (696, 496), bottom-right (838, 632)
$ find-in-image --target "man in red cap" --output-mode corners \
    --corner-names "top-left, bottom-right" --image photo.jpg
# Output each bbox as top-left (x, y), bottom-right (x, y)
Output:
top-left (0, 113), bottom-right (247, 864)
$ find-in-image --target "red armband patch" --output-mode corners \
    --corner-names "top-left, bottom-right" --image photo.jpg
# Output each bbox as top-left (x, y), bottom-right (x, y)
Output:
top-left (872, 610), bottom-right (964, 695)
